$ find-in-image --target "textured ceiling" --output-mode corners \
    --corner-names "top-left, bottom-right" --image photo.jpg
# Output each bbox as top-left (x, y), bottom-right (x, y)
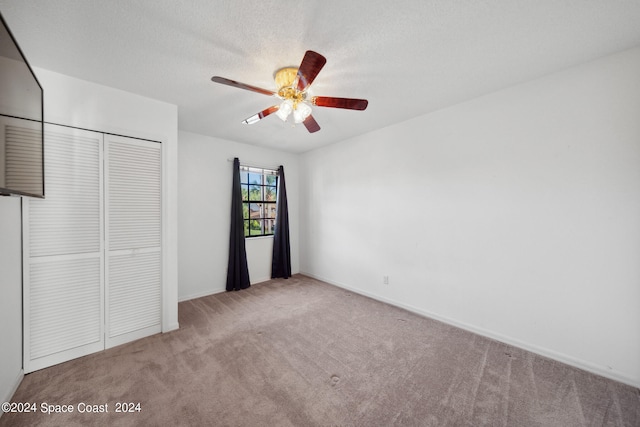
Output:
top-left (1, 0), bottom-right (640, 153)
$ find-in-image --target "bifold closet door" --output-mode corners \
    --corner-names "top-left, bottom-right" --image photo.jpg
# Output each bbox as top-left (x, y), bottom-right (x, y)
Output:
top-left (104, 135), bottom-right (162, 348)
top-left (23, 124), bottom-right (104, 373)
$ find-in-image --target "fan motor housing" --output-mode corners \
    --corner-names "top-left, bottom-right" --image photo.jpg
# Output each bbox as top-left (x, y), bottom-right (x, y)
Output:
top-left (275, 67), bottom-right (306, 103)
top-left (274, 67), bottom-right (298, 89)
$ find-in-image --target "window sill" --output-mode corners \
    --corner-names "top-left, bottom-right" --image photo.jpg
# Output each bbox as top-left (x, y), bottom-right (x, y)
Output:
top-left (245, 235), bottom-right (274, 241)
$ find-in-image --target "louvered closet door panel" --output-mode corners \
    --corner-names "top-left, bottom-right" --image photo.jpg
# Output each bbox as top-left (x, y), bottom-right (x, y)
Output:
top-left (29, 129), bottom-right (102, 257)
top-left (29, 257), bottom-right (102, 359)
top-left (107, 138), bottom-right (161, 250)
top-left (23, 124), bottom-right (104, 373)
top-left (0, 116), bottom-right (43, 196)
top-left (105, 135), bottom-right (161, 348)
top-left (108, 251), bottom-right (161, 338)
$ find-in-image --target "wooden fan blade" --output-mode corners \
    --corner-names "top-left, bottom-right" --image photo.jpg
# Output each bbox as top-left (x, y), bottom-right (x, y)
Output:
top-left (297, 51), bottom-right (327, 91)
top-left (313, 96), bottom-right (368, 110)
top-left (242, 105), bottom-right (279, 124)
top-left (303, 115), bottom-right (321, 133)
top-left (211, 76), bottom-right (275, 96)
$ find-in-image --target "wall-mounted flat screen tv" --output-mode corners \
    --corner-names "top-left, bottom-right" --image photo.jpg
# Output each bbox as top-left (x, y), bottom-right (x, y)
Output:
top-left (0, 12), bottom-right (44, 198)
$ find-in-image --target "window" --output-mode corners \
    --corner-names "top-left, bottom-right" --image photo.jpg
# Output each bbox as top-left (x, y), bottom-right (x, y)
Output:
top-left (240, 166), bottom-right (278, 237)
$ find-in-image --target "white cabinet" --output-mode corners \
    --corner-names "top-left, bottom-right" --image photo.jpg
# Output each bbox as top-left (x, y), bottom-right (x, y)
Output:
top-left (23, 124), bottom-right (161, 373)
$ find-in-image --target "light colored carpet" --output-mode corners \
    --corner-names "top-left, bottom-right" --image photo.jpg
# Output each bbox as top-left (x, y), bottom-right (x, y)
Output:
top-left (1, 275), bottom-right (639, 426)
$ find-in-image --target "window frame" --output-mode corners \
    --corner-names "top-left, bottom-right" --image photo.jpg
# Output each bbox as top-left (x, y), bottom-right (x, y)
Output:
top-left (240, 165), bottom-right (278, 238)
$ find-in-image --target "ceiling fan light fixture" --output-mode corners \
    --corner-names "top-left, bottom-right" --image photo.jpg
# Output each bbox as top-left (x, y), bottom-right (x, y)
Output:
top-left (293, 102), bottom-right (312, 124)
top-left (276, 99), bottom-right (293, 121)
top-left (273, 62), bottom-right (315, 125)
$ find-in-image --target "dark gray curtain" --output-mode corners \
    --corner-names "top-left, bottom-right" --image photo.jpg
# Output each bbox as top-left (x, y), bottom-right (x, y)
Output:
top-left (226, 158), bottom-right (250, 291)
top-left (271, 165), bottom-right (291, 279)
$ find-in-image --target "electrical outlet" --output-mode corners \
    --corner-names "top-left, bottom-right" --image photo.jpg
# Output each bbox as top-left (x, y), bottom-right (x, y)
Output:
top-left (383, 275), bottom-right (389, 285)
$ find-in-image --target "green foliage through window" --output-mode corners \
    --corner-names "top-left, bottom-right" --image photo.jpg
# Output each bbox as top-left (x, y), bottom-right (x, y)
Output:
top-left (240, 166), bottom-right (278, 237)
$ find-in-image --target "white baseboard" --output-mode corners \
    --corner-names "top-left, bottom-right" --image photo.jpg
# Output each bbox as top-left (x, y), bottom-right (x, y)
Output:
top-left (301, 271), bottom-right (640, 389)
top-left (178, 277), bottom-right (275, 303)
top-left (251, 276), bottom-right (272, 285)
top-left (178, 288), bottom-right (225, 302)
top-left (162, 322), bottom-right (180, 332)
top-left (0, 368), bottom-right (24, 419)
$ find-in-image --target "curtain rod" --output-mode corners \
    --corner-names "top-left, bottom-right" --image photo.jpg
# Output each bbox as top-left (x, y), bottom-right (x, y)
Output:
top-left (227, 158), bottom-right (281, 171)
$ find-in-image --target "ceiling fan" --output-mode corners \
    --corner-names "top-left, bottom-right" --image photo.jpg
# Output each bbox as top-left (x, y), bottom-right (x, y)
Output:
top-left (211, 51), bottom-right (368, 133)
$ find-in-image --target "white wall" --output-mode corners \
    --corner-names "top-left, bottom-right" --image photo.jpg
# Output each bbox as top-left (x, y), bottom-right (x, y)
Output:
top-left (299, 47), bottom-right (640, 387)
top-left (33, 67), bottom-right (180, 332)
top-left (178, 130), bottom-right (299, 301)
top-left (0, 196), bottom-right (23, 408)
